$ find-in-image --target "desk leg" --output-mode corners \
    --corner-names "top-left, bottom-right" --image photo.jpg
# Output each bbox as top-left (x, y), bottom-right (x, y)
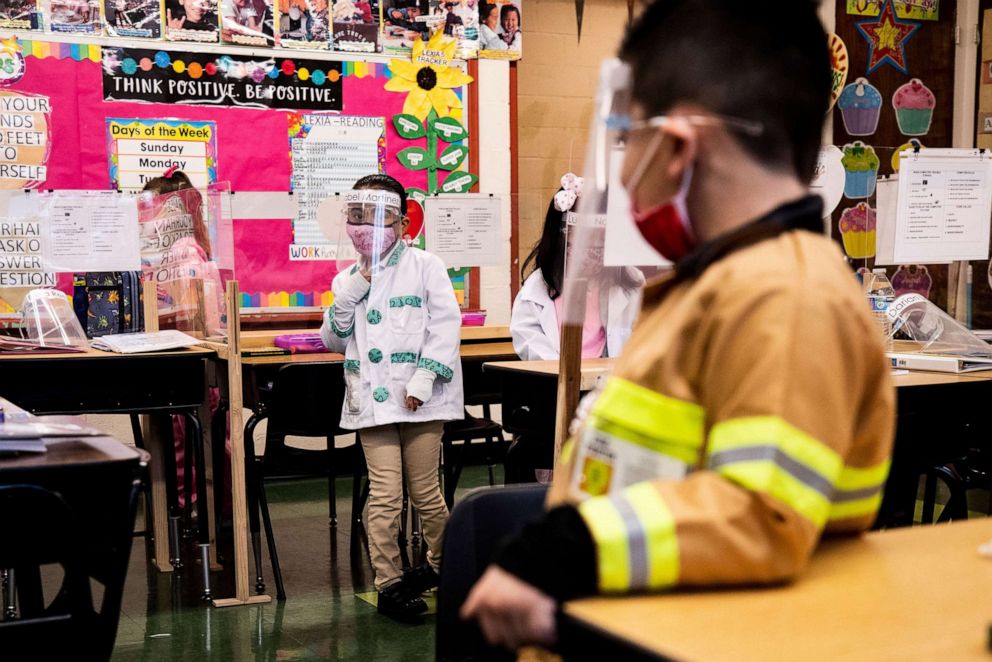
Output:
top-left (144, 413), bottom-right (175, 573)
top-left (200, 368), bottom-right (222, 572)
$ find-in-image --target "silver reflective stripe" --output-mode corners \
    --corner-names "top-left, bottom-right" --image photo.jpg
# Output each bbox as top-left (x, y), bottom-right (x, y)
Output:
top-left (708, 446), bottom-right (834, 499)
top-left (832, 484), bottom-right (883, 503)
top-left (611, 495), bottom-right (648, 590)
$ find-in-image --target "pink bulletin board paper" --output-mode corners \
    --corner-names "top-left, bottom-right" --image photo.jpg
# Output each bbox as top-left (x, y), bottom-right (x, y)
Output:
top-left (0, 40), bottom-right (467, 307)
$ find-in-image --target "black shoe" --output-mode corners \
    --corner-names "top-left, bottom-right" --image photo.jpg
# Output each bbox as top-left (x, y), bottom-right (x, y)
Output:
top-left (402, 563), bottom-right (440, 595)
top-left (377, 582), bottom-right (428, 623)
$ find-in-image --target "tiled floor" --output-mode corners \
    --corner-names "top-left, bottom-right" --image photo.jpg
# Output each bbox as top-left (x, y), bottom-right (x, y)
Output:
top-left (110, 465), bottom-right (501, 662)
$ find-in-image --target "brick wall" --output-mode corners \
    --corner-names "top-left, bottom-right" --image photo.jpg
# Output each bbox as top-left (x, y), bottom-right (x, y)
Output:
top-left (515, 0), bottom-right (633, 281)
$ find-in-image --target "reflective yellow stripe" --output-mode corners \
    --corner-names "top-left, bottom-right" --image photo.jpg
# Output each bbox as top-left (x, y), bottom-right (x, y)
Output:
top-left (578, 497), bottom-right (630, 592)
top-left (829, 493), bottom-right (883, 522)
top-left (835, 460), bottom-right (891, 491)
top-left (708, 416), bottom-right (843, 482)
top-left (587, 416), bottom-right (699, 465)
top-left (592, 377), bottom-right (705, 450)
top-left (624, 483), bottom-right (679, 589)
top-left (717, 460), bottom-right (832, 527)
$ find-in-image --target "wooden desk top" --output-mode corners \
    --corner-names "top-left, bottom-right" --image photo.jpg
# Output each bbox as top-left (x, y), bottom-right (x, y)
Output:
top-left (565, 519), bottom-right (992, 661)
top-left (237, 325), bottom-right (511, 349)
top-left (485, 359), bottom-right (613, 391)
top-left (0, 345), bottom-right (215, 362)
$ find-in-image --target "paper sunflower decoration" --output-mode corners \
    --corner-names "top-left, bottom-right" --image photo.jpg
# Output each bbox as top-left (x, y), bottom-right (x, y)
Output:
top-left (386, 30), bottom-right (473, 122)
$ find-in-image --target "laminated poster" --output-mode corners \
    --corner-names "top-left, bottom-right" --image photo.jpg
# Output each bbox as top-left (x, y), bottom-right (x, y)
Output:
top-left (47, 0), bottom-right (102, 33)
top-left (847, 0), bottom-right (938, 21)
top-left (478, 0), bottom-right (520, 61)
top-left (428, 0), bottom-right (479, 60)
top-left (107, 118), bottom-right (218, 191)
top-left (278, 0), bottom-right (329, 49)
top-left (165, 0), bottom-right (220, 42)
top-left (0, 0), bottom-right (42, 29)
top-left (332, 0), bottom-right (380, 53)
top-left (381, 0), bottom-right (430, 55)
top-left (221, 0), bottom-right (275, 45)
top-left (104, 0), bottom-right (163, 38)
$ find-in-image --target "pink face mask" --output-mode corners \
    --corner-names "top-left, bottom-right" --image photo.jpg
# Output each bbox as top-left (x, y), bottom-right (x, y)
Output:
top-left (346, 224), bottom-right (397, 257)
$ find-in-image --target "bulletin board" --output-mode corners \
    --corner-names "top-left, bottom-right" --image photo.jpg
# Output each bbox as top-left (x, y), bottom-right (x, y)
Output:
top-left (0, 35), bottom-right (478, 312)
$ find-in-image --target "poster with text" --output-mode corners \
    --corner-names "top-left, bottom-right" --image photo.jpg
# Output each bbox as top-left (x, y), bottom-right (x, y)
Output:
top-left (221, 0), bottom-right (275, 46)
top-left (0, 91), bottom-right (50, 189)
top-left (0, 216), bottom-right (54, 289)
top-left (108, 118), bottom-right (218, 191)
top-left (478, 0), bottom-right (520, 60)
top-left (424, 194), bottom-right (501, 267)
top-left (288, 113), bottom-right (385, 259)
top-left (429, 0), bottom-right (478, 60)
top-left (102, 47), bottom-right (344, 111)
top-left (47, 0), bottom-right (102, 32)
top-left (381, 0), bottom-right (430, 55)
top-left (332, 0), bottom-right (379, 52)
top-left (0, 0), bottom-right (42, 29)
top-left (846, 0), bottom-right (938, 21)
top-left (278, 0), bottom-right (329, 48)
top-left (165, 0), bottom-right (220, 41)
top-left (104, 0), bottom-right (163, 37)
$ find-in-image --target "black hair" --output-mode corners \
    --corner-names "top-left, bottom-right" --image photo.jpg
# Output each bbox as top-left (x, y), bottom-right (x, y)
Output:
top-left (500, 3), bottom-right (519, 24)
top-left (142, 169), bottom-right (194, 195)
top-left (620, 0), bottom-right (829, 181)
top-left (353, 173), bottom-right (408, 214)
top-left (521, 190), bottom-right (566, 300)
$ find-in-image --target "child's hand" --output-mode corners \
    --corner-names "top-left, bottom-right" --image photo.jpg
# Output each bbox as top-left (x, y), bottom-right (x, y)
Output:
top-left (405, 395), bottom-right (423, 411)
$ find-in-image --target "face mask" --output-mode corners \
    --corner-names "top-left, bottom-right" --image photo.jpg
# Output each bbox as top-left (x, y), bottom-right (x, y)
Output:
top-left (347, 224), bottom-right (397, 257)
top-left (626, 131), bottom-right (698, 262)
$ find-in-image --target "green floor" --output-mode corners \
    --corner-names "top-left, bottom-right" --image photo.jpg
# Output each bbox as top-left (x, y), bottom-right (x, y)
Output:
top-left (111, 465), bottom-right (501, 662)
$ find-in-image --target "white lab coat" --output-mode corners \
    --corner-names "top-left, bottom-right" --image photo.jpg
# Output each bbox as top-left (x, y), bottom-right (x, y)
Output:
top-left (321, 241), bottom-right (465, 430)
top-left (510, 268), bottom-right (644, 361)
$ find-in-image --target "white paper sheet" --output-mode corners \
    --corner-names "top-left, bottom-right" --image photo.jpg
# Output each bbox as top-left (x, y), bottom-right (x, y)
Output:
top-left (603, 146), bottom-right (669, 268)
top-left (874, 176), bottom-right (899, 266)
top-left (38, 191), bottom-right (141, 272)
top-left (894, 150), bottom-right (992, 264)
top-left (424, 194), bottom-right (502, 267)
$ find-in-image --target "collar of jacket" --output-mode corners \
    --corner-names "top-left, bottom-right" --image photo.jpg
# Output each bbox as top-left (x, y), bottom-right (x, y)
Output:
top-left (644, 195), bottom-right (824, 301)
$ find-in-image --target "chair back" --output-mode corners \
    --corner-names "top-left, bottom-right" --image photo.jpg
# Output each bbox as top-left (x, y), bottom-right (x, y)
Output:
top-left (267, 362), bottom-right (347, 438)
top-left (436, 484), bottom-right (548, 662)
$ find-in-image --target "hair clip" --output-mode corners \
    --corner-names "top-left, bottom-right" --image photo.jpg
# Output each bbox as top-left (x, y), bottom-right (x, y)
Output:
top-left (164, 165), bottom-right (179, 178)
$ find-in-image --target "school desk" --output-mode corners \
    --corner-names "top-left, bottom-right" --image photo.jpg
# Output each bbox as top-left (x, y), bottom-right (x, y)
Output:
top-left (483, 359), bottom-right (992, 527)
top-left (0, 396), bottom-right (148, 652)
top-left (0, 346), bottom-right (217, 585)
top-left (558, 518), bottom-right (992, 661)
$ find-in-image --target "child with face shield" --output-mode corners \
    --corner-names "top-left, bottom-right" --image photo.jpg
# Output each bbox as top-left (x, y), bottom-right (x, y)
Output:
top-left (511, 172), bottom-right (643, 362)
top-left (320, 174), bottom-right (464, 623)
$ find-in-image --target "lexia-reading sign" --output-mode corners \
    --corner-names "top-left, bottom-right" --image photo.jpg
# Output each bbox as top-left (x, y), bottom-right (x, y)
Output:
top-left (102, 48), bottom-right (343, 111)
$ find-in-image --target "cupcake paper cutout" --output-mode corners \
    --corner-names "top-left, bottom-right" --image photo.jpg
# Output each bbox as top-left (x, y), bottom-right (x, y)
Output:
top-left (892, 265), bottom-right (932, 299)
top-left (837, 78), bottom-right (882, 136)
top-left (839, 202), bottom-right (877, 259)
top-left (892, 79), bottom-right (935, 136)
top-left (841, 142), bottom-right (880, 199)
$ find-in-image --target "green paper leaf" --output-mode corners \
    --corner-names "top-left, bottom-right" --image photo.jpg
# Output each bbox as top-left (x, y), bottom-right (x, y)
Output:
top-left (432, 116), bottom-right (468, 143)
top-left (440, 171), bottom-right (478, 194)
top-left (397, 147), bottom-right (433, 171)
top-left (437, 144), bottom-right (468, 171)
top-left (393, 113), bottom-right (426, 140)
top-left (406, 187), bottom-right (428, 206)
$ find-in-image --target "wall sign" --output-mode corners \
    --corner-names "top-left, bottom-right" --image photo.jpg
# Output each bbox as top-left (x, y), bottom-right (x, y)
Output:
top-left (856, 0), bottom-right (920, 75)
top-left (107, 118), bottom-right (219, 190)
top-left (102, 47), bottom-right (343, 110)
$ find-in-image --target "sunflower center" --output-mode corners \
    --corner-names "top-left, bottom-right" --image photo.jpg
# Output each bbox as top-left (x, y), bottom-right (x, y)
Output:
top-left (416, 67), bottom-right (438, 92)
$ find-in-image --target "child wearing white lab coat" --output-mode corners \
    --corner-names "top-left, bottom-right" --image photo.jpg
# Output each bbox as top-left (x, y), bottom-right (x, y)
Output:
top-left (511, 174), bottom-right (644, 361)
top-left (320, 174), bottom-right (463, 622)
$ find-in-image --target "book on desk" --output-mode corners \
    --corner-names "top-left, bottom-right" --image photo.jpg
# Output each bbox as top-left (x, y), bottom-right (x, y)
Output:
top-left (888, 351), bottom-right (992, 374)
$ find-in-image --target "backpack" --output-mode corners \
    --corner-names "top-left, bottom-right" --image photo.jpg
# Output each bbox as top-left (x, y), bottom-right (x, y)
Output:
top-left (72, 271), bottom-right (144, 339)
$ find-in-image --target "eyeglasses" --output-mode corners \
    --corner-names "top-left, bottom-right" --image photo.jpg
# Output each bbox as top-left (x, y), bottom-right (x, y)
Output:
top-left (345, 206), bottom-right (401, 225)
top-left (608, 113), bottom-right (764, 143)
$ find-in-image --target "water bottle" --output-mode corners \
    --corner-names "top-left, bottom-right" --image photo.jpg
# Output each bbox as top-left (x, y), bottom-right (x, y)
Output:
top-left (865, 268), bottom-right (895, 351)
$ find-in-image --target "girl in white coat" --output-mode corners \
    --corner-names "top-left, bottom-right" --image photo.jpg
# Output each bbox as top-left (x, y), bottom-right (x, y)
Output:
top-left (320, 174), bottom-right (463, 622)
top-left (511, 173), bottom-right (644, 361)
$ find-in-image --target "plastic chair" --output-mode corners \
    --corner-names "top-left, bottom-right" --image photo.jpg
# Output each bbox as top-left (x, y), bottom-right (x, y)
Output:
top-left (243, 362), bottom-right (367, 600)
top-left (436, 484), bottom-right (548, 662)
top-left (0, 480), bottom-right (141, 661)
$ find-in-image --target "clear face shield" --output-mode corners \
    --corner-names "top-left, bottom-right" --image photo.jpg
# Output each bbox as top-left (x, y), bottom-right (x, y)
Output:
top-left (137, 186), bottom-right (229, 338)
top-left (326, 188), bottom-right (406, 282)
top-left (888, 293), bottom-right (992, 358)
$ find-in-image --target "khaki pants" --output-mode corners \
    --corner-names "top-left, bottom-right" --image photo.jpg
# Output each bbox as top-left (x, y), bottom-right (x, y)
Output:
top-left (360, 420), bottom-right (449, 590)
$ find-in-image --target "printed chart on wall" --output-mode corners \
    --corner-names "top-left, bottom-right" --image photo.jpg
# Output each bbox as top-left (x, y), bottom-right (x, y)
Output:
top-left (107, 118), bottom-right (218, 190)
top-left (288, 113), bottom-right (385, 259)
top-left (0, 90), bottom-right (50, 189)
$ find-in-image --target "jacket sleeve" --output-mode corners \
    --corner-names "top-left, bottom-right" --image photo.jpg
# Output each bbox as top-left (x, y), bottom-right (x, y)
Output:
top-left (417, 255), bottom-right (462, 382)
top-left (320, 268), bottom-right (371, 353)
top-left (510, 294), bottom-right (560, 361)
top-left (504, 281), bottom-right (894, 598)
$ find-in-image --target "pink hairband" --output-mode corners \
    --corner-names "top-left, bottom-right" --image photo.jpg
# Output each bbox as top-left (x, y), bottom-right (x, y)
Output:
top-left (163, 165), bottom-right (178, 178)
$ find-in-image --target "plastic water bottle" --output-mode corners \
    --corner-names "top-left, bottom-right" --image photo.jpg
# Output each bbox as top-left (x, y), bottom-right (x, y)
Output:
top-left (865, 268), bottom-right (895, 351)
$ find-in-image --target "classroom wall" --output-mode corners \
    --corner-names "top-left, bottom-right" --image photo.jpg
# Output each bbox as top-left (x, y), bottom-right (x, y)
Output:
top-left (515, 0), bottom-right (632, 281)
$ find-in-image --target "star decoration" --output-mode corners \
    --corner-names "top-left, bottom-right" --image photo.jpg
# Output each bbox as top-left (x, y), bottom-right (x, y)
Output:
top-left (0, 36), bottom-right (20, 53)
top-left (856, 0), bottom-right (920, 75)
